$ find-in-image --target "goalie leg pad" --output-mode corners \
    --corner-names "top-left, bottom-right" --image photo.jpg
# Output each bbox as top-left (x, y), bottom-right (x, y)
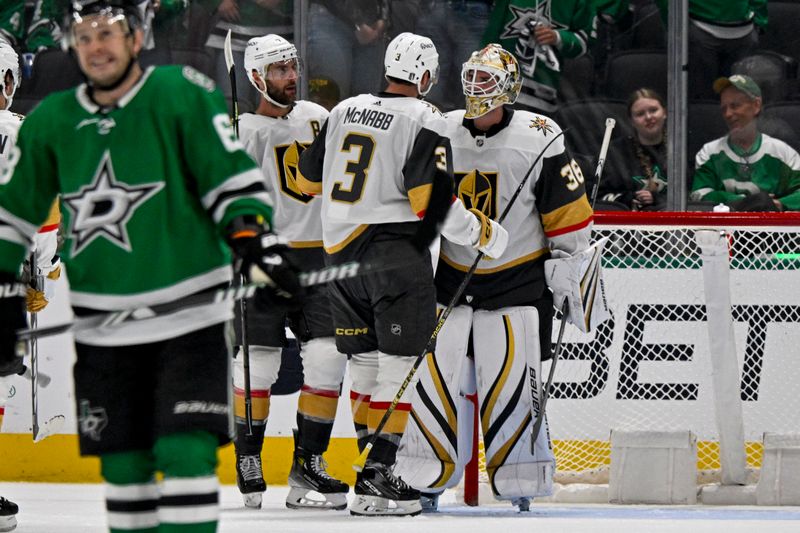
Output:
top-left (473, 306), bottom-right (555, 500)
top-left (395, 305), bottom-right (474, 490)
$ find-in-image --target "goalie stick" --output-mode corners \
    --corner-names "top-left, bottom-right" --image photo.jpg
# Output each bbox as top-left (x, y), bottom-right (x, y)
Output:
top-left (352, 128), bottom-right (568, 472)
top-left (530, 118), bottom-right (616, 451)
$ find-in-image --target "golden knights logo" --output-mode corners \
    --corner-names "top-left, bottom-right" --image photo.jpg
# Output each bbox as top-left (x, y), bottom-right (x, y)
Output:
top-left (529, 116), bottom-right (554, 135)
top-left (455, 170), bottom-right (498, 220)
top-left (274, 141), bottom-right (314, 204)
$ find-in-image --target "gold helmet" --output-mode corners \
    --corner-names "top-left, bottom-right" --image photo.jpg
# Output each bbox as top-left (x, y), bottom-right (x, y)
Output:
top-left (461, 44), bottom-right (521, 119)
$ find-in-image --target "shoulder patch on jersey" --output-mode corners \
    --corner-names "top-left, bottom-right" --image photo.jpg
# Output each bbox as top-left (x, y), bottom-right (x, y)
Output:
top-left (182, 66), bottom-right (216, 93)
top-left (529, 116), bottom-right (554, 135)
top-left (421, 100), bottom-right (445, 116)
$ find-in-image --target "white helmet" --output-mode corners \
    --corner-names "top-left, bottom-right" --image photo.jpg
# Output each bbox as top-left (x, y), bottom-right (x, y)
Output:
top-left (461, 44), bottom-right (521, 119)
top-left (384, 32), bottom-right (439, 96)
top-left (244, 34), bottom-right (300, 108)
top-left (0, 38), bottom-right (20, 111)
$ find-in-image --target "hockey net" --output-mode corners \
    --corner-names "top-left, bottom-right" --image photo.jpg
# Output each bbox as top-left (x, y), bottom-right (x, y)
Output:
top-left (462, 211), bottom-right (800, 504)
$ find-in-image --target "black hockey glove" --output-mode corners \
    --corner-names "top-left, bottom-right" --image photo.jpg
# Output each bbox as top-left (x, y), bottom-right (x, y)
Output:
top-left (227, 217), bottom-right (306, 309)
top-left (0, 272), bottom-right (27, 377)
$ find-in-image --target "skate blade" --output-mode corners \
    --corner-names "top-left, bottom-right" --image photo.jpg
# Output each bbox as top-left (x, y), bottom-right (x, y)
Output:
top-left (285, 487), bottom-right (347, 511)
top-left (0, 515), bottom-right (17, 532)
top-left (349, 495), bottom-right (421, 517)
top-left (33, 415), bottom-right (65, 443)
top-left (242, 492), bottom-right (263, 509)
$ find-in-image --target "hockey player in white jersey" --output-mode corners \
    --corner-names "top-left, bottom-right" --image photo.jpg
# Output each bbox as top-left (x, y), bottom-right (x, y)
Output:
top-left (297, 32), bottom-right (509, 517)
top-left (394, 44), bottom-right (594, 511)
top-left (230, 34), bottom-right (351, 511)
top-left (0, 37), bottom-right (62, 533)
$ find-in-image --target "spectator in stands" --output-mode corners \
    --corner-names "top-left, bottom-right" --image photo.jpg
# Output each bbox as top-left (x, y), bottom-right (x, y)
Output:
top-left (0, 0), bottom-right (61, 56)
top-left (307, 1), bottom-right (386, 99)
top-left (415, 0), bottom-right (492, 112)
top-left (690, 75), bottom-right (800, 212)
top-left (206, 0), bottom-right (293, 111)
top-left (483, 0), bottom-right (595, 113)
top-left (591, 0), bottom-right (633, 76)
top-left (654, 0), bottom-right (766, 100)
top-left (599, 87), bottom-right (667, 211)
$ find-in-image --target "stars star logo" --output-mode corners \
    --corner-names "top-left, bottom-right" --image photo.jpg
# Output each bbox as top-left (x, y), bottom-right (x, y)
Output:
top-left (500, 4), bottom-right (551, 40)
top-left (62, 151), bottom-right (164, 256)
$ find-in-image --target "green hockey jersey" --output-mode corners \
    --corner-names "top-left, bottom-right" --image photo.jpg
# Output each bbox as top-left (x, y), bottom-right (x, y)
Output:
top-left (0, 65), bottom-right (272, 345)
top-left (483, 0), bottom-right (595, 112)
top-left (690, 133), bottom-right (800, 210)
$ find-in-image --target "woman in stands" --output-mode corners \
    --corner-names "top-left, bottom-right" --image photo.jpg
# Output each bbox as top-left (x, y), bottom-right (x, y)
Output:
top-left (599, 88), bottom-right (668, 211)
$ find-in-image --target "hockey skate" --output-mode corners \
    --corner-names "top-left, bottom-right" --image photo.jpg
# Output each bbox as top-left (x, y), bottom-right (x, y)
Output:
top-left (286, 452), bottom-right (349, 510)
top-left (0, 497), bottom-right (18, 532)
top-left (235, 454), bottom-right (266, 509)
top-left (350, 461), bottom-right (421, 517)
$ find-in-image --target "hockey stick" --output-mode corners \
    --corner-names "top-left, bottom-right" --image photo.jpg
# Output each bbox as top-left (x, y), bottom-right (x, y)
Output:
top-left (223, 30), bottom-right (255, 435)
top-left (224, 29), bottom-right (240, 138)
top-left (352, 128), bottom-right (568, 472)
top-left (15, 256), bottom-right (421, 342)
top-left (28, 250), bottom-right (41, 442)
top-left (530, 118), bottom-right (615, 451)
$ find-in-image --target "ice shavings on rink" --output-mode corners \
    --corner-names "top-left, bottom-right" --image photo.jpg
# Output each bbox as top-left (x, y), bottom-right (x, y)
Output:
top-left (2, 482), bottom-right (799, 533)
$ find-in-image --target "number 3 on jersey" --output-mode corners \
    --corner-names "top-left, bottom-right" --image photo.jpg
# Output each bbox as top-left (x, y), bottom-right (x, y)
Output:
top-left (332, 133), bottom-right (375, 203)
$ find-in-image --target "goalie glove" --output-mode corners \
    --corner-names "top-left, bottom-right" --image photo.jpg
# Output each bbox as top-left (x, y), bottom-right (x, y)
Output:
top-left (227, 217), bottom-right (305, 309)
top-left (544, 238), bottom-right (609, 333)
top-left (0, 272), bottom-right (27, 377)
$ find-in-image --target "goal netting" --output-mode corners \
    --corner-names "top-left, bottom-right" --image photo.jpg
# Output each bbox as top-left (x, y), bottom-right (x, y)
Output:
top-left (462, 211), bottom-right (800, 503)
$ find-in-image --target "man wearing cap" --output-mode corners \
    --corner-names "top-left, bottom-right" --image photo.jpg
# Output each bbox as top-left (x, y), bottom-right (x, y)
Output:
top-left (690, 74), bottom-right (800, 211)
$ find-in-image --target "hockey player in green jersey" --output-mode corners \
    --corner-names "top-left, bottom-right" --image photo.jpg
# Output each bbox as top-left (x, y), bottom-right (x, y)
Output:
top-left (0, 1), bottom-right (303, 532)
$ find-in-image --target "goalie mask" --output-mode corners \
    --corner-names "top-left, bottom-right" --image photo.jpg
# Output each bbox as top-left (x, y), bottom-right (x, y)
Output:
top-left (245, 34), bottom-right (301, 109)
top-left (0, 39), bottom-right (20, 110)
top-left (461, 44), bottom-right (521, 119)
top-left (384, 32), bottom-right (439, 96)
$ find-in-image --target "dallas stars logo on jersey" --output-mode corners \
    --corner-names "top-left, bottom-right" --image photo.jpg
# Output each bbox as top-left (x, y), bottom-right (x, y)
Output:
top-left (62, 151), bottom-right (164, 256)
top-left (455, 170), bottom-right (499, 220)
top-left (499, 4), bottom-right (566, 40)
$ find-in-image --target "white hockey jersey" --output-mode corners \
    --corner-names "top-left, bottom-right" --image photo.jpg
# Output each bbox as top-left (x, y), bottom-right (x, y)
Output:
top-left (297, 92), bottom-right (451, 257)
top-left (0, 109), bottom-right (61, 279)
top-left (436, 108), bottom-right (593, 309)
top-left (238, 101), bottom-right (328, 247)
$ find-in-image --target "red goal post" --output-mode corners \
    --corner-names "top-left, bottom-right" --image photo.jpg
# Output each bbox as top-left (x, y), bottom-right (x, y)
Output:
top-left (462, 210), bottom-right (800, 505)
